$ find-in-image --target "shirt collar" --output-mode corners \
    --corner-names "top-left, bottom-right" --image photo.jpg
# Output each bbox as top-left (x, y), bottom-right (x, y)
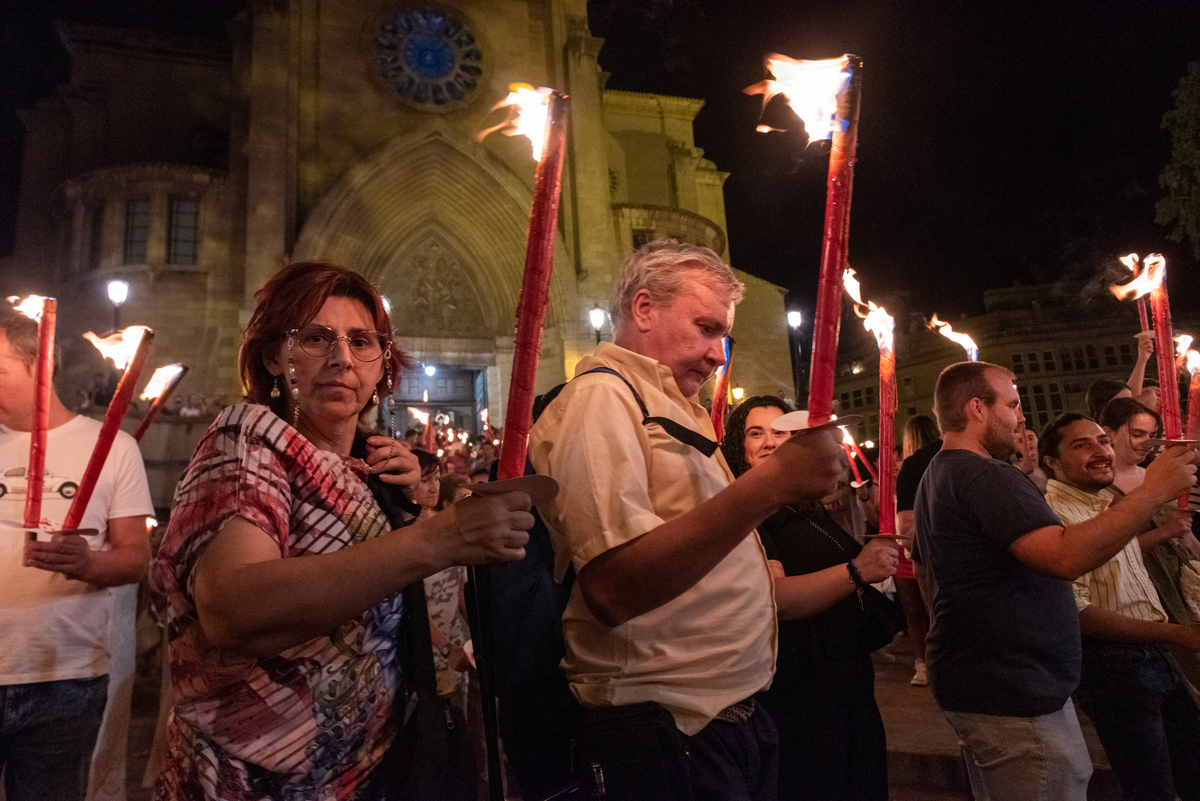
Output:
top-left (1045, 478), bottom-right (1113, 514)
top-left (576, 341), bottom-right (695, 407)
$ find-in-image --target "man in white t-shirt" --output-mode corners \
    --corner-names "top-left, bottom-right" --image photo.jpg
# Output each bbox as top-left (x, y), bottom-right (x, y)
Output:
top-left (0, 305), bottom-right (153, 801)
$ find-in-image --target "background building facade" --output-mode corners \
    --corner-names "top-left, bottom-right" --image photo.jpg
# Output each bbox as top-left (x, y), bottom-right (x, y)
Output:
top-left (1, 0), bottom-right (794, 465)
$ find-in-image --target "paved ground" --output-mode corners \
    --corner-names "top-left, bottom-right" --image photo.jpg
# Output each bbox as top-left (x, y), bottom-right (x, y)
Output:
top-left (126, 633), bottom-right (1124, 800)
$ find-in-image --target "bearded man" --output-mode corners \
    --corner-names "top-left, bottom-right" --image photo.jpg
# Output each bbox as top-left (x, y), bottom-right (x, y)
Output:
top-left (911, 362), bottom-right (1196, 801)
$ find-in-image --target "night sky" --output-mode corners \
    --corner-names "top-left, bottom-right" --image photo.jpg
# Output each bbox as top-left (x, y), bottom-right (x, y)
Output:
top-left (589, 0), bottom-right (1200, 330)
top-left (3, 1), bottom-right (1199, 331)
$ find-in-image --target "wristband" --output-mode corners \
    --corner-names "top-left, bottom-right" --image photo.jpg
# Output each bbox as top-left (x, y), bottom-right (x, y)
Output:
top-left (846, 559), bottom-right (867, 588)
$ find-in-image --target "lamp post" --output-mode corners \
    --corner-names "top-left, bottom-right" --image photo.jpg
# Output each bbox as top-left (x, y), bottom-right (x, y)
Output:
top-left (106, 280), bottom-right (129, 333)
top-left (787, 310), bottom-right (804, 407)
top-left (589, 306), bottom-right (606, 345)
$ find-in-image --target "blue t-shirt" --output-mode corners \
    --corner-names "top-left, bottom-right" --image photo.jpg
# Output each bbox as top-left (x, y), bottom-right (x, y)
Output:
top-left (912, 449), bottom-right (1080, 716)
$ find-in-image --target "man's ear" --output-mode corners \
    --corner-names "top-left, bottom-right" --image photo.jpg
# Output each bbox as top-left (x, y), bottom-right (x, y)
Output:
top-left (628, 289), bottom-right (656, 334)
top-left (965, 397), bottom-right (987, 424)
top-left (1043, 454), bottom-right (1060, 479)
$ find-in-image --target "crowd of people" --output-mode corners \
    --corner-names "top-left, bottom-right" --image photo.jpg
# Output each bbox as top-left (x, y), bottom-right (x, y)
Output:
top-left (2, 241), bottom-right (1200, 801)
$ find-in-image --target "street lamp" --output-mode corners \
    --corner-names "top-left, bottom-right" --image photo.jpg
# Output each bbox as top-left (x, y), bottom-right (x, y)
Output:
top-left (589, 306), bottom-right (606, 344)
top-left (107, 279), bottom-right (129, 332)
top-left (786, 310), bottom-right (804, 407)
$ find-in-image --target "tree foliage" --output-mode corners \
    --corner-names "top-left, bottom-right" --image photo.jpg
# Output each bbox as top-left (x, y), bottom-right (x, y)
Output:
top-left (1158, 61), bottom-right (1200, 258)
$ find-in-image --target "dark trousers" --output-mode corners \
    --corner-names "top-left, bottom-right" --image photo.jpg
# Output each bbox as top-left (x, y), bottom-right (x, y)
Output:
top-left (573, 700), bottom-right (778, 801)
top-left (760, 654), bottom-right (887, 801)
top-left (0, 676), bottom-right (109, 801)
top-left (1075, 640), bottom-right (1200, 801)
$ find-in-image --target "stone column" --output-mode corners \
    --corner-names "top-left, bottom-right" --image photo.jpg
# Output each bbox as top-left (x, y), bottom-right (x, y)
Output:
top-left (242, 3), bottom-right (293, 307)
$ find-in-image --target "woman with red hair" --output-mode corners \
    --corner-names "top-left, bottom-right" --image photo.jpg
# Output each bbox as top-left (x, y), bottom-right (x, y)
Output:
top-left (155, 262), bottom-right (533, 800)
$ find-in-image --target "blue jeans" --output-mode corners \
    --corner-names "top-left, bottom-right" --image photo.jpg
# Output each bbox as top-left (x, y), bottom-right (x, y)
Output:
top-left (1075, 641), bottom-right (1200, 801)
top-left (0, 676), bottom-right (109, 801)
top-left (943, 699), bottom-right (1092, 801)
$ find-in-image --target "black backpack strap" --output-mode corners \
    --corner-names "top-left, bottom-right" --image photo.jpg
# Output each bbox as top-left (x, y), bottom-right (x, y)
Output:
top-left (577, 366), bottom-right (719, 458)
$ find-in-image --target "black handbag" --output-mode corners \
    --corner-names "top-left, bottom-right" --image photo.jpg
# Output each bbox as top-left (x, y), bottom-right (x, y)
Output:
top-left (801, 512), bottom-right (907, 653)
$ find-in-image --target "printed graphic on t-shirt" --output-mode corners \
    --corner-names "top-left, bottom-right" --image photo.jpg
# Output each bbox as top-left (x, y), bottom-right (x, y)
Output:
top-left (0, 465), bottom-right (80, 500)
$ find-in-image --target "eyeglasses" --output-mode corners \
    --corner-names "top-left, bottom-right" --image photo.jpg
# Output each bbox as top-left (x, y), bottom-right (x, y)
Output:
top-left (287, 324), bottom-right (391, 362)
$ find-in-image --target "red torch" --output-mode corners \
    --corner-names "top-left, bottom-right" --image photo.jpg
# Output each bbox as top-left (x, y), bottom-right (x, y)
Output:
top-left (1111, 254), bottom-right (1182, 439)
top-left (481, 84), bottom-right (569, 480)
top-left (710, 337), bottom-right (734, 441)
top-left (63, 326), bottom-right (154, 530)
top-left (132, 364), bottom-right (187, 442)
top-left (1119, 254), bottom-right (1152, 333)
top-left (842, 426), bottom-right (878, 483)
top-left (843, 269), bottom-right (895, 533)
top-left (746, 54), bottom-right (861, 425)
top-left (9, 296), bottom-right (56, 531)
top-left (1185, 349), bottom-right (1200, 442)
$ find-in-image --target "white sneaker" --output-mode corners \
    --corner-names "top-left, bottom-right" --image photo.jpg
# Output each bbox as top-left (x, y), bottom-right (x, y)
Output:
top-left (910, 661), bottom-right (928, 686)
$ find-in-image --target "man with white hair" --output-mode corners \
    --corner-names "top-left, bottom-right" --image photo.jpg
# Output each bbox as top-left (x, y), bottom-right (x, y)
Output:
top-left (530, 240), bottom-right (843, 800)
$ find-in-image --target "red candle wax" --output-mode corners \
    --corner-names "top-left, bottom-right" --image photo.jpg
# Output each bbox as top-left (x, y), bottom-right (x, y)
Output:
top-left (62, 329), bottom-right (154, 530)
top-left (842, 442), bottom-right (863, 484)
top-left (498, 93), bottom-right (569, 481)
top-left (847, 436), bottom-right (878, 482)
top-left (24, 298), bottom-right (57, 530)
top-left (877, 346), bottom-right (896, 535)
top-left (806, 60), bottom-right (862, 425)
top-left (1151, 286), bottom-right (1182, 440)
top-left (710, 338), bottom-right (733, 442)
top-left (1186, 372), bottom-right (1200, 441)
top-left (1137, 297), bottom-right (1150, 334)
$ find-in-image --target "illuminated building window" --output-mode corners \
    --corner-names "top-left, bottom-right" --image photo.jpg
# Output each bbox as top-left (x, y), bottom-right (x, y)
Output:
top-left (123, 198), bottom-right (149, 264)
top-left (167, 197), bottom-right (200, 265)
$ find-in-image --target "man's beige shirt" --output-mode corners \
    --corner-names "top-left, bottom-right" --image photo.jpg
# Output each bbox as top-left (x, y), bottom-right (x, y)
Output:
top-left (1044, 479), bottom-right (1166, 623)
top-left (529, 342), bottom-right (777, 735)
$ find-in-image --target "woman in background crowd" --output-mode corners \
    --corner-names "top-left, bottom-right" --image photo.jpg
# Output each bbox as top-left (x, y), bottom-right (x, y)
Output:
top-left (895, 415), bottom-right (939, 686)
top-left (723, 396), bottom-right (898, 801)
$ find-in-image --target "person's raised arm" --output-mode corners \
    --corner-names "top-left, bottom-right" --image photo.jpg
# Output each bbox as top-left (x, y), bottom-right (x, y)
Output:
top-left (1009, 445), bottom-right (1196, 580)
top-left (192, 492), bottom-right (532, 658)
top-left (578, 427), bottom-right (843, 627)
top-left (1126, 331), bottom-right (1154, 397)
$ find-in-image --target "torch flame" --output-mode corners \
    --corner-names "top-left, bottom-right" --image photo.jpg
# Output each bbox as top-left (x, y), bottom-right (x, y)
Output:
top-left (745, 54), bottom-right (852, 142)
top-left (1177, 335), bottom-right (1194, 362)
top-left (479, 83), bottom-right (554, 161)
top-left (83, 326), bottom-right (151, 370)
top-left (841, 426), bottom-right (856, 446)
top-left (1110, 252), bottom-right (1165, 301)
top-left (842, 269), bottom-right (894, 351)
top-left (480, 408), bottom-right (489, 424)
top-left (8, 295), bottom-right (53, 323)
top-left (1188, 350), bottom-right (1200, 377)
top-left (139, 364), bottom-right (185, 401)
top-left (408, 407), bottom-right (430, 426)
top-left (929, 314), bottom-right (979, 361)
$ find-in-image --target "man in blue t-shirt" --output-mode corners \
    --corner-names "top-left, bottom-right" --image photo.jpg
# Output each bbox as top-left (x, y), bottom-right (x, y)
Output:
top-left (912, 361), bottom-right (1196, 801)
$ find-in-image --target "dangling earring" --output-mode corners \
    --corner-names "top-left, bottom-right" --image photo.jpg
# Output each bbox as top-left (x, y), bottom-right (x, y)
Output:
top-left (286, 337), bottom-right (300, 401)
top-left (270, 376), bottom-right (281, 399)
top-left (287, 335), bottom-right (300, 427)
top-left (384, 345), bottom-right (397, 439)
top-left (372, 388), bottom-right (380, 405)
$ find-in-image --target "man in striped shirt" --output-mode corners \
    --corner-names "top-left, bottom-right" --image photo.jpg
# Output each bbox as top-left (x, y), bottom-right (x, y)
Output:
top-left (1040, 413), bottom-right (1200, 801)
